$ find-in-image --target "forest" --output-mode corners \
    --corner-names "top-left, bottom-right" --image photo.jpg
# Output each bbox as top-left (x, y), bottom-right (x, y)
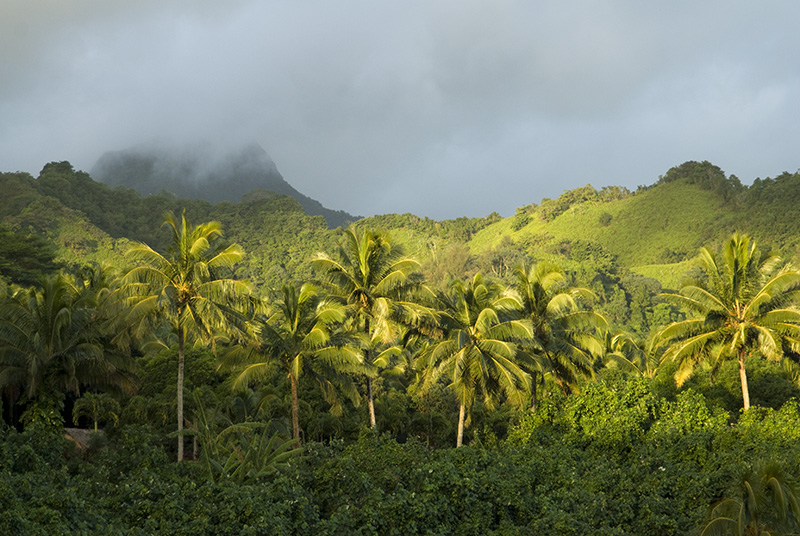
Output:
top-left (4, 160), bottom-right (800, 534)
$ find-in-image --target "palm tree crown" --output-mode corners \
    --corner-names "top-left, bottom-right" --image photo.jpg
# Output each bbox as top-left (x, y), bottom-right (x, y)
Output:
top-left (224, 283), bottom-right (361, 440)
top-left (513, 262), bottom-right (606, 406)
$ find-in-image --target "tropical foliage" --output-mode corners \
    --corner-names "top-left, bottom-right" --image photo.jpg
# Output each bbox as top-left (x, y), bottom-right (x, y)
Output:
top-left (0, 273), bottom-right (134, 417)
top-left (224, 283), bottom-right (361, 440)
top-left (656, 233), bottom-right (800, 410)
top-left (6, 159), bottom-right (800, 534)
top-left (72, 391), bottom-right (121, 432)
top-left (417, 273), bottom-right (533, 446)
top-left (513, 261), bottom-right (606, 406)
top-left (313, 226), bottom-right (432, 429)
top-left (123, 211), bottom-right (251, 460)
top-left (701, 461), bottom-right (800, 536)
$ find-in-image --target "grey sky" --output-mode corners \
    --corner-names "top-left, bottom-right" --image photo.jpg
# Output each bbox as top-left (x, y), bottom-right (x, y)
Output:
top-left (2, 1), bottom-right (799, 219)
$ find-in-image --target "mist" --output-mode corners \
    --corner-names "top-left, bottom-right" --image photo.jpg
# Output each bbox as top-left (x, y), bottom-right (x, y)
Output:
top-left (2, 1), bottom-right (799, 219)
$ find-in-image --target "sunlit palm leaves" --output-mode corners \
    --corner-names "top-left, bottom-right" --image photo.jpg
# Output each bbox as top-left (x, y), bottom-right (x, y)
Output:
top-left (656, 233), bottom-right (800, 410)
top-left (598, 330), bottom-right (659, 378)
top-left (513, 262), bottom-right (606, 406)
top-left (123, 210), bottom-right (251, 460)
top-left (223, 283), bottom-right (361, 440)
top-left (314, 225), bottom-right (434, 428)
top-left (417, 273), bottom-right (532, 447)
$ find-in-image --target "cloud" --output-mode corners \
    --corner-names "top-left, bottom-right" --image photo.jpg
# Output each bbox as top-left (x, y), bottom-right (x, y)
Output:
top-left (1, 1), bottom-right (799, 219)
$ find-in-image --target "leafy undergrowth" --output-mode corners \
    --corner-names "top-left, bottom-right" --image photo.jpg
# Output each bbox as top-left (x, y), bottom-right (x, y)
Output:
top-left (4, 380), bottom-right (800, 535)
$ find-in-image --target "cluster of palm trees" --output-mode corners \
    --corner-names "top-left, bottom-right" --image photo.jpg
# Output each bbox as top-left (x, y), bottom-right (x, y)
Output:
top-left (0, 267), bottom-right (136, 428)
top-left (3, 210), bottom-right (800, 457)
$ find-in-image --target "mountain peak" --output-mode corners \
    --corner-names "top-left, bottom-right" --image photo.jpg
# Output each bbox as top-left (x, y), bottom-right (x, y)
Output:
top-left (90, 141), bottom-right (357, 228)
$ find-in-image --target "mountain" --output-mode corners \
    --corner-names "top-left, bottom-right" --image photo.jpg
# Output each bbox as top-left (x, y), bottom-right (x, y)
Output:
top-left (90, 141), bottom-right (357, 228)
top-left (5, 158), bottom-right (800, 301)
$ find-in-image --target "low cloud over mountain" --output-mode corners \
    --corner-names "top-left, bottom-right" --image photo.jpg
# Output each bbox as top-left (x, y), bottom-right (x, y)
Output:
top-left (91, 141), bottom-right (357, 228)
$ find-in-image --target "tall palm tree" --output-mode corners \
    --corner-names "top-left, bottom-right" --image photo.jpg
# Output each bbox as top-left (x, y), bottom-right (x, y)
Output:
top-left (123, 210), bottom-right (251, 461)
top-left (0, 273), bottom-right (135, 415)
top-left (656, 233), bottom-right (800, 410)
top-left (513, 262), bottom-right (606, 409)
top-left (224, 283), bottom-right (361, 440)
top-left (313, 225), bottom-right (432, 429)
top-left (417, 273), bottom-right (533, 447)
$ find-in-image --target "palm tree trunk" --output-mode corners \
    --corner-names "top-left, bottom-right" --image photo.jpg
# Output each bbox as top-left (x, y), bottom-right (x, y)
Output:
top-left (290, 372), bottom-right (300, 440)
top-left (367, 376), bottom-right (376, 429)
top-left (177, 327), bottom-right (185, 462)
top-left (530, 371), bottom-right (538, 412)
top-left (739, 348), bottom-right (751, 411)
top-left (556, 377), bottom-right (568, 396)
top-left (364, 319), bottom-right (377, 429)
top-left (456, 402), bottom-right (466, 448)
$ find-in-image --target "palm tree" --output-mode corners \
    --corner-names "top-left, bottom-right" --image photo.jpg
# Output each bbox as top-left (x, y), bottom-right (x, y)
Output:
top-left (513, 262), bottom-right (606, 409)
top-left (0, 274), bottom-right (135, 417)
top-left (417, 273), bottom-right (532, 447)
top-left (656, 233), bottom-right (800, 410)
top-left (313, 225), bottom-right (432, 429)
top-left (596, 330), bottom-right (656, 378)
top-left (188, 392), bottom-right (302, 483)
top-left (123, 210), bottom-right (251, 461)
top-left (224, 283), bottom-right (361, 440)
top-left (72, 391), bottom-right (121, 432)
top-left (701, 461), bottom-right (800, 536)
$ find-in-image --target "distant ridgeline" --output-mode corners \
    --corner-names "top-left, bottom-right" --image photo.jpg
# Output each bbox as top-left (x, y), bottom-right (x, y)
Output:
top-left (3, 158), bottom-right (800, 299)
top-left (90, 142), bottom-right (357, 229)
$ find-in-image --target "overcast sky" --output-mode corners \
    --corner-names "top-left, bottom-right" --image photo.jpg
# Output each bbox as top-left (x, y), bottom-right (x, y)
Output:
top-left (2, 1), bottom-right (799, 219)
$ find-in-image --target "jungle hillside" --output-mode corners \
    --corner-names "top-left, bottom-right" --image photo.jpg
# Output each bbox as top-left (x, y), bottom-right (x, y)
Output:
top-left (4, 158), bottom-right (800, 535)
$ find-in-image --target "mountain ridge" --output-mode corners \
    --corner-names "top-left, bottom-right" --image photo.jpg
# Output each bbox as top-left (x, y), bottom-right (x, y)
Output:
top-left (3, 159), bottom-right (800, 297)
top-left (90, 142), bottom-right (358, 229)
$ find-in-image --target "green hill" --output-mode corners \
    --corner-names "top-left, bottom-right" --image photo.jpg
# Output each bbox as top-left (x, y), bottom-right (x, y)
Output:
top-left (0, 164), bottom-right (334, 292)
top-left (3, 159), bottom-right (800, 297)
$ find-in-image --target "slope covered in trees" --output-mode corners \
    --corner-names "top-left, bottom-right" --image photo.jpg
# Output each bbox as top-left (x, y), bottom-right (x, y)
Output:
top-left (4, 159), bottom-right (800, 534)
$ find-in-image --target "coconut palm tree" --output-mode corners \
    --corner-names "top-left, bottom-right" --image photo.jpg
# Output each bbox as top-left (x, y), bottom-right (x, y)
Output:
top-left (123, 210), bottom-right (251, 461)
top-left (223, 283), bottom-right (361, 440)
top-left (513, 262), bottom-right (606, 409)
top-left (656, 233), bottom-right (800, 410)
top-left (417, 273), bottom-right (533, 447)
top-left (701, 461), bottom-right (800, 536)
top-left (0, 273), bottom-right (135, 419)
top-left (313, 225), bottom-right (433, 429)
top-left (72, 391), bottom-right (121, 432)
top-left (596, 329), bottom-right (665, 380)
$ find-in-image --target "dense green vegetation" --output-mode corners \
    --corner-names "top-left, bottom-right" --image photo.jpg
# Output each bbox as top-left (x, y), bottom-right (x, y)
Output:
top-left (4, 159), bottom-right (800, 534)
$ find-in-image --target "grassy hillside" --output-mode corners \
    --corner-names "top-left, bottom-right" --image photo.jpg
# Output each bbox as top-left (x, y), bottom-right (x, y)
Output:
top-left (0, 170), bottom-right (127, 272)
top-left (471, 181), bottom-right (730, 263)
